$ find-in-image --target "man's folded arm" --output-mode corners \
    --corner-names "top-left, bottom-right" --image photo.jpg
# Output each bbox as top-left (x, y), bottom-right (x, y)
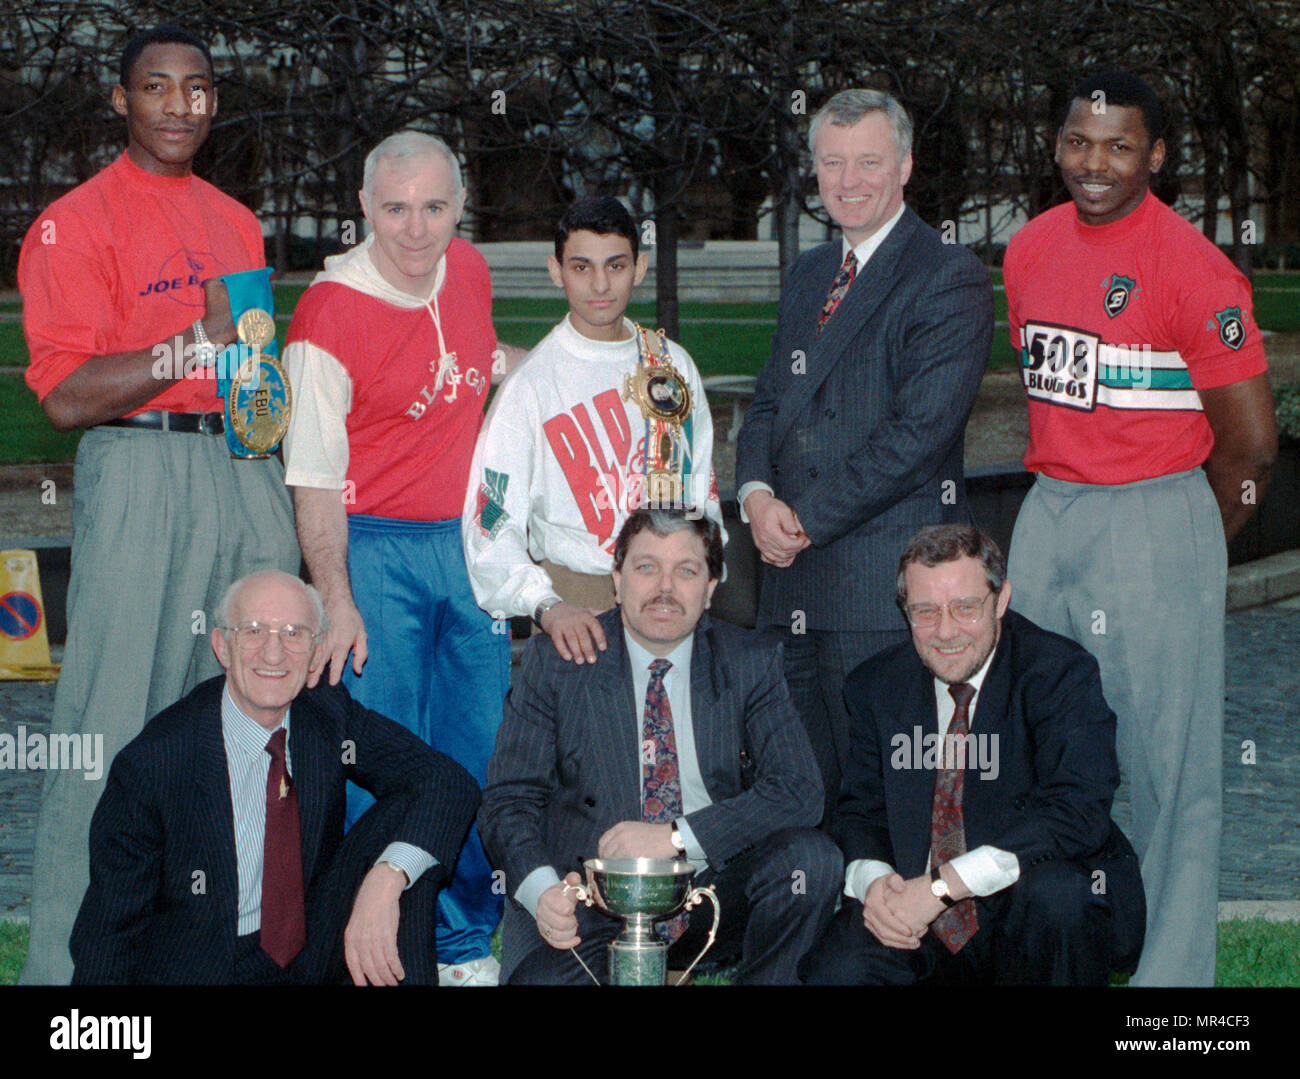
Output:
top-left (733, 253), bottom-right (808, 492)
top-left (478, 646), bottom-right (563, 898)
top-left (460, 386), bottom-right (557, 620)
top-left (681, 642), bottom-right (823, 868)
top-left (984, 656), bottom-right (1120, 865)
top-left (833, 671), bottom-right (896, 865)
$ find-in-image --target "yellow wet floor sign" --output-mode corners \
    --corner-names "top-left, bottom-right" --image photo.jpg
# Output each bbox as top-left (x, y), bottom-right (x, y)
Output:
top-left (0, 549), bottom-right (61, 680)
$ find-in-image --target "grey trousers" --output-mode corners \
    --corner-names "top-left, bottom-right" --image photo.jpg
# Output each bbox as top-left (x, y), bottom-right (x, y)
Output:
top-left (20, 426), bottom-right (299, 984)
top-left (1008, 467), bottom-right (1225, 987)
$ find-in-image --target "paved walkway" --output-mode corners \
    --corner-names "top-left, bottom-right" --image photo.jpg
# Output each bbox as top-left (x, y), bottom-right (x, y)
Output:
top-left (2, 604), bottom-right (1298, 919)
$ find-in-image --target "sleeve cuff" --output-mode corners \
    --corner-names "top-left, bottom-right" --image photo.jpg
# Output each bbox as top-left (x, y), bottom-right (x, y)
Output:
top-left (375, 843), bottom-right (437, 890)
top-left (515, 866), bottom-right (563, 919)
top-left (736, 481), bottom-right (774, 523)
top-left (947, 845), bottom-right (1020, 897)
top-left (844, 858), bottom-right (895, 902)
top-left (675, 817), bottom-right (708, 868)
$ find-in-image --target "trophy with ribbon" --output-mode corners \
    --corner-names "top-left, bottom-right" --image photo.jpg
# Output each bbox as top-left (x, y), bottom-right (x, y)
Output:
top-left (216, 267), bottom-right (292, 459)
top-left (623, 325), bottom-right (692, 505)
top-left (561, 857), bottom-right (720, 986)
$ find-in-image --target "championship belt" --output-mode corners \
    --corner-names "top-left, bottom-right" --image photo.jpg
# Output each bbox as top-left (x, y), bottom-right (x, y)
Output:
top-left (216, 267), bottom-right (292, 459)
top-left (622, 325), bottom-right (692, 504)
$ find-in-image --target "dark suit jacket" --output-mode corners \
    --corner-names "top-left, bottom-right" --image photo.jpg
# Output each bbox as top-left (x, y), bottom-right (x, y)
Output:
top-left (837, 609), bottom-right (1144, 965)
top-left (735, 208), bottom-right (994, 631)
top-left (71, 676), bottom-right (480, 985)
top-left (479, 608), bottom-right (824, 981)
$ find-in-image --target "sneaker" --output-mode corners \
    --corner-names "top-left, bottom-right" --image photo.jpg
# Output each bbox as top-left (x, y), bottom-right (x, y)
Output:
top-left (437, 955), bottom-right (501, 987)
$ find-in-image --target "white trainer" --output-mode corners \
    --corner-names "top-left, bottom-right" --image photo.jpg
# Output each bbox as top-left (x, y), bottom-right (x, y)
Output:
top-left (437, 955), bottom-right (501, 987)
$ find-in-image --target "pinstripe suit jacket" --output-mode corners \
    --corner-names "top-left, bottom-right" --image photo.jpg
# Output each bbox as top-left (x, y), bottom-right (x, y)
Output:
top-left (70, 676), bottom-right (480, 985)
top-left (479, 608), bottom-right (823, 980)
top-left (735, 208), bottom-right (994, 631)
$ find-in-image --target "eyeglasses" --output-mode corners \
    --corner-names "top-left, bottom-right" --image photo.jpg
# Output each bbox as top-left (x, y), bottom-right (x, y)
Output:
top-left (902, 593), bottom-right (993, 629)
top-left (222, 621), bottom-right (319, 653)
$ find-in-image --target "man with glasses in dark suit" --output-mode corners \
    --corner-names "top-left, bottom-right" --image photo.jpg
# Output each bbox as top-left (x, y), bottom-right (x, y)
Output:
top-left (802, 525), bottom-right (1144, 986)
top-left (72, 570), bottom-right (479, 985)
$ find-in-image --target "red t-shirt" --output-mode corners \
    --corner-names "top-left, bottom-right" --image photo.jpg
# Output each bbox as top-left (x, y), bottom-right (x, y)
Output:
top-left (285, 238), bottom-right (496, 520)
top-left (1003, 191), bottom-right (1267, 484)
top-left (19, 152), bottom-right (266, 414)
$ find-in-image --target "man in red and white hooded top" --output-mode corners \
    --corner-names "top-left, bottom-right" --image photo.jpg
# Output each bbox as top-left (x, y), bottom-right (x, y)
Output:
top-left (282, 131), bottom-right (524, 986)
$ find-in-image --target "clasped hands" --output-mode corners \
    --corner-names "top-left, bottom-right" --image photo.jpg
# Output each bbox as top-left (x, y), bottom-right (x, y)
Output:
top-left (744, 491), bottom-right (811, 567)
top-left (534, 821), bottom-right (676, 950)
top-left (862, 869), bottom-right (967, 951)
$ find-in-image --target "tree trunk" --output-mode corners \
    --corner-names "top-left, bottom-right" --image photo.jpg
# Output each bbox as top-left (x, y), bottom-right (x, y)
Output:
top-left (653, 176), bottom-right (680, 341)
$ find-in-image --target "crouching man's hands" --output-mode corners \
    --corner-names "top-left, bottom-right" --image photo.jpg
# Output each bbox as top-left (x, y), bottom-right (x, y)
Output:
top-left (344, 861), bottom-right (407, 985)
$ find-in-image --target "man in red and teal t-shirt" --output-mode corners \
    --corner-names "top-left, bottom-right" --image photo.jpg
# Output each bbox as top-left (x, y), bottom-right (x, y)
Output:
top-left (283, 131), bottom-right (522, 986)
top-left (1004, 71), bottom-right (1276, 987)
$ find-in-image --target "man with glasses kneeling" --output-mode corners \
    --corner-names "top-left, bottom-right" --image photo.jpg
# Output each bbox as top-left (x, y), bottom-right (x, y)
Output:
top-left (801, 525), bottom-right (1145, 986)
top-left (71, 570), bottom-right (480, 985)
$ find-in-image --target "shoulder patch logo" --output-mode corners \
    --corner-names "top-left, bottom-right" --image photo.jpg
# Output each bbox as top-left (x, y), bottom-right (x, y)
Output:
top-left (1102, 274), bottom-right (1136, 318)
top-left (475, 468), bottom-right (510, 540)
top-left (1213, 306), bottom-right (1246, 351)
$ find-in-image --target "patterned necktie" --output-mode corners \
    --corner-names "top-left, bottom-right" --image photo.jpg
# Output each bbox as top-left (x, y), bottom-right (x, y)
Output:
top-left (929, 682), bottom-right (978, 952)
top-left (641, 658), bottom-right (687, 942)
top-left (261, 728), bottom-right (306, 967)
top-left (816, 249), bottom-right (857, 334)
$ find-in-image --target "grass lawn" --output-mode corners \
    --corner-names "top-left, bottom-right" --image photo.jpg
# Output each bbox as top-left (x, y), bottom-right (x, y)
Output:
top-left (3, 916), bottom-right (1297, 985)
top-left (0, 372), bottom-right (83, 464)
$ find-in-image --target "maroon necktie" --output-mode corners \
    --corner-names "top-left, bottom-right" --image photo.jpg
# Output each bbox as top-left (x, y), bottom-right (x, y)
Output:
top-left (261, 727), bottom-right (306, 967)
top-left (816, 250), bottom-right (857, 334)
top-left (929, 682), bottom-right (978, 952)
top-left (641, 658), bottom-right (687, 942)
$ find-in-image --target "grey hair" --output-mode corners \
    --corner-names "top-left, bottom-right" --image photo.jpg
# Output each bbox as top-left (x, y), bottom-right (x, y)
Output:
top-left (362, 130), bottom-right (464, 200)
top-left (895, 524), bottom-right (1007, 605)
top-left (808, 88), bottom-right (913, 160)
top-left (214, 570), bottom-right (329, 636)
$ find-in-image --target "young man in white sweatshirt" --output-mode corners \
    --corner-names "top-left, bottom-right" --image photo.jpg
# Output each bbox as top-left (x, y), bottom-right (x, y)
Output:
top-left (463, 197), bottom-right (723, 665)
top-left (281, 131), bottom-right (515, 986)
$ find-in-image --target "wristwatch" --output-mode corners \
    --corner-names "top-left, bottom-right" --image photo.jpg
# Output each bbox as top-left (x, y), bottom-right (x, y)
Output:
top-left (670, 824), bottom-right (686, 854)
top-left (191, 318), bottom-right (217, 368)
top-left (930, 864), bottom-right (956, 907)
top-left (533, 596), bottom-right (562, 628)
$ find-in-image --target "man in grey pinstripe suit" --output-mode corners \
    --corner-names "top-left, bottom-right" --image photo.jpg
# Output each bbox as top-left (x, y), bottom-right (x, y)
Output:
top-left (736, 88), bottom-right (994, 828)
top-left (480, 508), bottom-right (841, 984)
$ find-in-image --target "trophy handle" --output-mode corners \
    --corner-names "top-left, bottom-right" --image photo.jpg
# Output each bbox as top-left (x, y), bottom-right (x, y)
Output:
top-left (672, 884), bottom-right (721, 986)
top-left (561, 882), bottom-right (594, 907)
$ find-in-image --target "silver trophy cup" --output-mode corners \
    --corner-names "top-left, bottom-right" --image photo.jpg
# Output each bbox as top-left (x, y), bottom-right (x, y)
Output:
top-left (563, 858), bottom-right (720, 986)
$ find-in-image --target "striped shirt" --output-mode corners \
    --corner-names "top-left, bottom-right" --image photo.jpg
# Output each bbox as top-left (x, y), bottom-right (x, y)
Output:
top-left (220, 684), bottom-right (434, 936)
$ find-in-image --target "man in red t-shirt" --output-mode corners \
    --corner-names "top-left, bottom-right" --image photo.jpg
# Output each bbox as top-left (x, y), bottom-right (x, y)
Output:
top-left (17, 26), bottom-right (299, 984)
top-left (282, 131), bottom-right (524, 986)
top-left (1003, 71), bottom-right (1276, 986)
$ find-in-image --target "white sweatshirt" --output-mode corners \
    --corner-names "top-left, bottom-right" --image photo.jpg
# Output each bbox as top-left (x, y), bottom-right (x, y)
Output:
top-left (462, 314), bottom-right (723, 619)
